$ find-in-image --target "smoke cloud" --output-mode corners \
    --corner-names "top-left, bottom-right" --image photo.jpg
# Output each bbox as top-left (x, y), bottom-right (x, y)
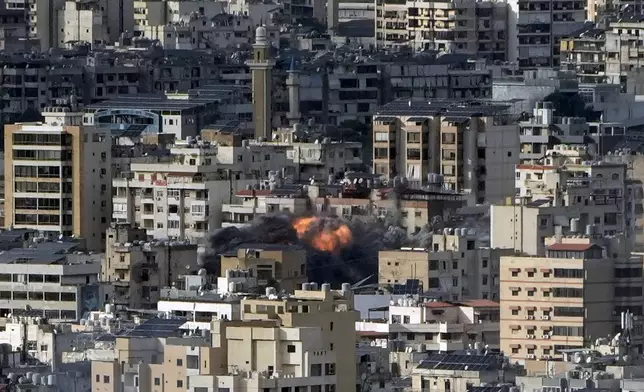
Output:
top-left (202, 212), bottom-right (442, 285)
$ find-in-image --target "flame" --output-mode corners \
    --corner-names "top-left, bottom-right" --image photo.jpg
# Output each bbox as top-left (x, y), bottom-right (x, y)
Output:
top-left (293, 217), bottom-right (353, 254)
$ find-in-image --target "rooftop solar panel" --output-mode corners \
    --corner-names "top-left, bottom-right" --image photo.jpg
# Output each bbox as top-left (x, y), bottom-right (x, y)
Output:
top-left (417, 353), bottom-right (503, 372)
top-left (125, 317), bottom-right (187, 338)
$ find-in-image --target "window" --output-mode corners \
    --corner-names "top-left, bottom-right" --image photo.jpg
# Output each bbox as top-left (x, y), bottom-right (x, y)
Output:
top-left (96, 375), bottom-right (100, 382)
top-left (103, 376), bottom-right (110, 383)
top-left (511, 309), bottom-right (519, 316)
top-left (177, 380), bottom-right (183, 388)
top-left (553, 287), bottom-right (583, 298)
top-left (176, 358), bottom-right (183, 366)
top-left (287, 344), bottom-right (296, 353)
top-left (511, 270), bottom-right (519, 277)
top-left (187, 355), bottom-right (199, 369)
top-left (154, 378), bottom-right (161, 386)
top-left (511, 290), bottom-right (519, 296)
top-left (553, 268), bottom-right (584, 279)
top-left (554, 307), bottom-right (584, 317)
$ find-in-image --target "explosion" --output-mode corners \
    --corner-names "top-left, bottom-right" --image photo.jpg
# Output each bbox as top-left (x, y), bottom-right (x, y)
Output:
top-left (293, 216), bottom-right (353, 254)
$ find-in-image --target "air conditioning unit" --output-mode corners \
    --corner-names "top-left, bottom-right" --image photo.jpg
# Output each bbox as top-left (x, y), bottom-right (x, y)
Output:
top-left (527, 354), bottom-right (536, 359)
top-left (530, 335), bottom-right (536, 339)
top-left (525, 315), bottom-right (530, 319)
top-left (528, 315), bottom-right (535, 320)
top-left (543, 335), bottom-right (551, 339)
top-left (542, 315), bottom-right (550, 320)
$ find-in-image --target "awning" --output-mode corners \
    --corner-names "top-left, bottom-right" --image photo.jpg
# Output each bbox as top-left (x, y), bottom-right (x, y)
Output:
top-left (510, 344), bottom-right (521, 348)
top-left (540, 268), bottom-right (552, 272)
top-left (526, 344), bottom-right (537, 349)
top-left (510, 268), bottom-right (521, 272)
top-left (509, 287), bottom-right (521, 291)
top-left (510, 325), bottom-right (521, 330)
top-left (541, 326), bottom-right (552, 330)
top-left (510, 306), bottom-right (521, 310)
top-left (541, 288), bottom-right (552, 292)
top-left (526, 268), bottom-right (537, 273)
top-left (526, 287), bottom-right (537, 291)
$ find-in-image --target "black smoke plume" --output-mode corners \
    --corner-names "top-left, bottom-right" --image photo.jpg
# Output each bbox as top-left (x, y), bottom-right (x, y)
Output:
top-left (201, 213), bottom-right (441, 286)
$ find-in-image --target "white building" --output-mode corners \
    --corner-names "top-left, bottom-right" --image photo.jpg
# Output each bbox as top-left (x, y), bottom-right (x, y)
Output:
top-left (0, 242), bottom-right (104, 322)
top-left (355, 298), bottom-right (500, 376)
top-left (57, 1), bottom-right (108, 47)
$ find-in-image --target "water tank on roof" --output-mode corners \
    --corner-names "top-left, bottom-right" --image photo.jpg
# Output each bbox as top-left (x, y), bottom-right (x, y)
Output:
top-left (321, 283), bottom-right (331, 292)
top-left (105, 304), bottom-right (112, 314)
top-left (301, 283), bottom-right (310, 291)
top-left (310, 282), bottom-right (319, 290)
top-left (585, 225), bottom-right (595, 236)
top-left (228, 282), bottom-right (237, 293)
top-left (570, 218), bottom-right (580, 233)
top-left (341, 283), bottom-right (351, 293)
top-left (47, 375), bottom-right (56, 386)
top-left (31, 373), bottom-right (40, 385)
top-left (265, 287), bottom-right (277, 296)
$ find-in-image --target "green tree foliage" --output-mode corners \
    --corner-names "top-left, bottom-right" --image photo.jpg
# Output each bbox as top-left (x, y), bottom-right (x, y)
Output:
top-left (543, 91), bottom-right (597, 121)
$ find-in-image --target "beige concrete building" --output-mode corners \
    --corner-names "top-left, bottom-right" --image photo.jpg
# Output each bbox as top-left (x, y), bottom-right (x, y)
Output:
top-left (499, 234), bottom-right (644, 361)
top-left (92, 285), bottom-right (358, 391)
top-left (379, 231), bottom-right (512, 301)
top-left (372, 99), bottom-right (519, 204)
top-left (220, 245), bottom-right (307, 293)
top-left (374, 0), bottom-right (509, 60)
top-left (491, 146), bottom-right (640, 255)
top-left (4, 105), bottom-right (111, 251)
top-left (102, 224), bottom-right (199, 310)
top-left (241, 284), bottom-right (360, 391)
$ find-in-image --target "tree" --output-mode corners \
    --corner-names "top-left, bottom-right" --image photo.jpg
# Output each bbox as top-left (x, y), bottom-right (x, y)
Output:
top-left (543, 91), bottom-right (596, 120)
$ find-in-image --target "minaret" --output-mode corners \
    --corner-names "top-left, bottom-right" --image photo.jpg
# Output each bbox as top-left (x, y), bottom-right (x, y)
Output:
top-left (286, 57), bottom-right (301, 126)
top-left (246, 25), bottom-right (276, 140)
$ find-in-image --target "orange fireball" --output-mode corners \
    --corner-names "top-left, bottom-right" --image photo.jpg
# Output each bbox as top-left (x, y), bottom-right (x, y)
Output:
top-left (293, 217), bottom-right (353, 254)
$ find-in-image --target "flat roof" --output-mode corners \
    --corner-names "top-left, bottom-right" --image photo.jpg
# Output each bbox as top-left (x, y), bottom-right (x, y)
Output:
top-left (87, 96), bottom-right (211, 111)
top-left (374, 98), bottom-right (510, 118)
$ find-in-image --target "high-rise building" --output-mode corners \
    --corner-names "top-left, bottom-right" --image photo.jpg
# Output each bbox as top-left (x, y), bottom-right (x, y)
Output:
top-left (499, 234), bottom-right (644, 361)
top-left (512, 0), bottom-right (586, 68)
top-left (4, 104), bottom-right (111, 250)
top-left (372, 99), bottom-right (519, 204)
top-left (247, 26), bottom-right (276, 140)
top-left (375, 0), bottom-right (509, 60)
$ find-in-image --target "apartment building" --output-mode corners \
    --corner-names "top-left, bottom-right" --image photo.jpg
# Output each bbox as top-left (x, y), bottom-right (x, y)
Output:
top-left (605, 17), bottom-right (644, 86)
top-left (0, 4), bottom-right (28, 52)
top-left (132, 0), bottom-right (224, 31)
top-left (0, 241), bottom-right (103, 322)
top-left (491, 146), bottom-right (641, 255)
top-left (519, 102), bottom-right (595, 164)
top-left (410, 351), bottom-right (515, 391)
top-left (222, 187), bottom-right (310, 228)
top-left (355, 298), bottom-right (500, 366)
top-left (560, 27), bottom-right (607, 84)
top-left (241, 284), bottom-right (360, 391)
top-left (91, 316), bottom-right (343, 392)
top-left (57, 1), bottom-right (109, 47)
top-left (374, 0), bottom-right (509, 61)
top-left (4, 105), bottom-right (111, 250)
top-left (499, 234), bottom-right (644, 361)
top-left (372, 99), bottom-right (519, 204)
top-left (157, 273), bottom-right (245, 329)
top-left (110, 141), bottom-right (260, 243)
top-left (379, 230), bottom-right (511, 301)
top-left (514, 0), bottom-right (586, 68)
top-left (220, 244), bottom-right (307, 293)
top-left (102, 224), bottom-right (199, 310)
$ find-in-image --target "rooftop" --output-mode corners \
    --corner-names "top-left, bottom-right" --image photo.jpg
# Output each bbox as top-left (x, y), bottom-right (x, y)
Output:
top-left (374, 98), bottom-right (510, 118)
top-left (417, 352), bottom-right (505, 372)
top-left (123, 317), bottom-right (187, 338)
top-left (547, 243), bottom-right (598, 251)
top-left (86, 96), bottom-right (212, 111)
